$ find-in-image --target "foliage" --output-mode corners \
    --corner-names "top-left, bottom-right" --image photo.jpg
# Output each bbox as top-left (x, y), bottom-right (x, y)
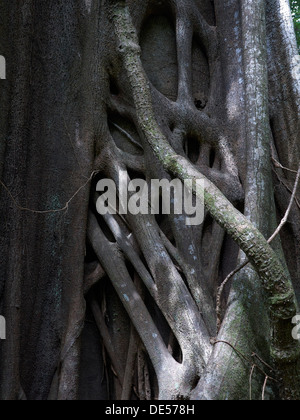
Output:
top-left (291, 0), bottom-right (300, 51)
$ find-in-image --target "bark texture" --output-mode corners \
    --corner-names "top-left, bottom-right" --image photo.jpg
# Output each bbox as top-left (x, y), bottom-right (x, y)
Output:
top-left (0, 0), bottom-right (299, 400)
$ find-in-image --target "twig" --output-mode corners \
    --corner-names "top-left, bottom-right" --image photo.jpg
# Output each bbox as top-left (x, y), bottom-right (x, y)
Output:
top-left (249, 364), bottom-right (256, 401)
top-left (110, 121), bottom-right (143, 151)
top-left (272, 167), bottom-right (300, 210)
top-left (262, 376), bottom-right (269, 401)
top-left (216, 260), bottom-right (248, 331)
top-left (272, 156), bottom-right (298, 174)
top-left (213, 339), bottom-right (277, 400)
top-left (213, 340), bottom-right (276, 379)
top-left (268, 165), bottom-right (300, 242)
top-left (251, 352), bottom-right (274, 373)
top-left (0, 171), bottom-right (98, 215)
top-left (213, 340), bottom-right (252, 364)
top-left (216, 165), bottom-right (300, 330)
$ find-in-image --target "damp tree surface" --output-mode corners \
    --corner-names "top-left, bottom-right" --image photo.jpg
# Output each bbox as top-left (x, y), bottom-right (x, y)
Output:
top-left (0, 0), bottom-right (300, 401)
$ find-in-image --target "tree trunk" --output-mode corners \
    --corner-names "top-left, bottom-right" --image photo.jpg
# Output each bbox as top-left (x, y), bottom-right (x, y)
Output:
top-left (0, 0), bottom-right (299, 400)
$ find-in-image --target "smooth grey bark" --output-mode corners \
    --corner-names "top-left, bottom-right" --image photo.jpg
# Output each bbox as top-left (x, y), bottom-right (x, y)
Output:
top-left (194, 0), bottom-right (284, 400)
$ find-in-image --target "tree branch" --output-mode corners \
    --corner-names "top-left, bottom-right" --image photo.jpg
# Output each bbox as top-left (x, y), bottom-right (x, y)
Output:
top-left (87, 210), bottom-right (184, 398)
top-left (0, 171), bottom-right (98, 214)
top-left (216, 165), bottom-right (300, 330)
top-left (111, 0), bottom-right (300, 397)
